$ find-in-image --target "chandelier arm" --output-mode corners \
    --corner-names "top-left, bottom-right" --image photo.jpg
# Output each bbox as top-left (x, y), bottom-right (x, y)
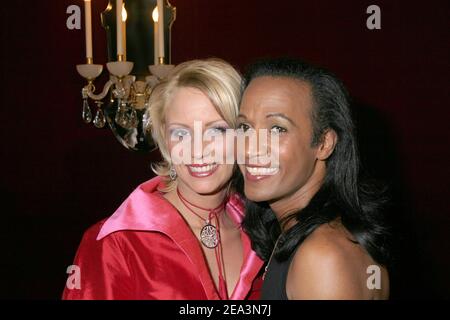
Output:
top-left (85, 79), bottom-right (115, 101)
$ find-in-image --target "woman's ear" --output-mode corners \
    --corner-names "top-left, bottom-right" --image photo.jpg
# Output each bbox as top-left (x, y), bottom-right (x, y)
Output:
top-left (317, 129), bottom-right (337, 161)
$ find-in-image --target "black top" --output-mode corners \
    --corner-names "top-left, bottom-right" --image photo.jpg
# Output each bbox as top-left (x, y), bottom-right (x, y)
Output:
top-left (260, 248), bottom-right (297, 300)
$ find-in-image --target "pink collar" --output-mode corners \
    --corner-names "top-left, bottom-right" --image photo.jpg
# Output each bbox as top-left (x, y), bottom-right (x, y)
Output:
top-left (97, 176), bottom-right (263, 300)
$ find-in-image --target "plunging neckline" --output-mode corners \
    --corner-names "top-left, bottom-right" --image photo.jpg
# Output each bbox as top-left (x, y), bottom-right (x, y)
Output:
top-left (161, 191), bottom-right (244, 299)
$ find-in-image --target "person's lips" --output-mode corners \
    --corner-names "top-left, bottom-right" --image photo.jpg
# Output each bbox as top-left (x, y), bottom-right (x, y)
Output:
top-left (186, 163), bottom-right (218, 177)
top-left (244, 165), bottom-right (279, 181)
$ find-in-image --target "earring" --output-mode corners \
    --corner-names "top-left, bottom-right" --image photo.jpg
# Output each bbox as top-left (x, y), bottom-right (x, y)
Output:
top-left (169, 166), bottom-right (177, 181)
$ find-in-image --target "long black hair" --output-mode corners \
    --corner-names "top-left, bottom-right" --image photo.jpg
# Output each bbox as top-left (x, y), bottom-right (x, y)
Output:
top-left (240, 58), bottom-right (391, 266)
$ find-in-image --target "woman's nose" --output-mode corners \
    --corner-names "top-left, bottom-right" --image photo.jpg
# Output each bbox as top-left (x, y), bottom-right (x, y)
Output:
top-left (245, 129), bottom-right (270, 164)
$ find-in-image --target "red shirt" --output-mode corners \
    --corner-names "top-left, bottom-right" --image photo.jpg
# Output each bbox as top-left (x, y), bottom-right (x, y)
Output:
top-left (62, 176), bottom-right (263, 300)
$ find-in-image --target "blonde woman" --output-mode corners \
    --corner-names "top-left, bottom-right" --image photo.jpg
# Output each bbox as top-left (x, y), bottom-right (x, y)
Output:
top-left (62, 59), bottom-right (263, 300)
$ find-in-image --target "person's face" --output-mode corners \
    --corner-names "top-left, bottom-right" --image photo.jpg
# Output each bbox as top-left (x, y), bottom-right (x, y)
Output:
top-left (165, 87), bottom-right (234, 195)
top-left (237, 76), bottom-right (321, 203)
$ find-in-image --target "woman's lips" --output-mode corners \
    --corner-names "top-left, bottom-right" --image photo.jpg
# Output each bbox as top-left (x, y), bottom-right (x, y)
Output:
top-left (186, 163), bottom-right (219, 178)
top-left (244, 166), bottom-right (279, 182)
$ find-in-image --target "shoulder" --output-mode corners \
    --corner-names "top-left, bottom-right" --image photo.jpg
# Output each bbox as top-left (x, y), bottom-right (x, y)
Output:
top-left (73, 219), bottom-right (175, 271)
top-left (80, 217), bottom-right (170, 249)
top-left (75, 219), bottom-right (124, 256)
top-left (79, 219), bottom-right (108, 244)
top-left (286, 222), bottom-right (373, 299)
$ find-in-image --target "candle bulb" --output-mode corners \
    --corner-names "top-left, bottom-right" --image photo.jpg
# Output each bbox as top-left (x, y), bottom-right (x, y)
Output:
top-left (84, 0), bottom-right (93, 63)
top-left (152, 7), bottom-right (159, 65)
top-left (116, 0), bottom-right (124, 59)
top-left (157, 0), bottom-right (165, 64)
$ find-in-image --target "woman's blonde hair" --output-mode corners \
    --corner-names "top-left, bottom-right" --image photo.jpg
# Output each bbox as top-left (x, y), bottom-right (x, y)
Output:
top-left (145, 58), bottom-right (242, 191)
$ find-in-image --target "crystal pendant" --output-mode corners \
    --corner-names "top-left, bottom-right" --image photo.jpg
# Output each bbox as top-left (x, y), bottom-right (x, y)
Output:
top-left (93, 108), bottom-right (106, 128)
top-left (118, 112), bottom-right (128, 128)
top-left (82, 99), bottom-right (92, 123)
top-left (128, 107), bottom-right (138, 129)
top-left (115, 101), bottom-right (130, 128)
top-left (115, 100), bottom-right (124, 125)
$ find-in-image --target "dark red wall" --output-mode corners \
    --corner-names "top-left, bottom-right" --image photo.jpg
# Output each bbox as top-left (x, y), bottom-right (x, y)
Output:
top-left (2, 0), bottom-right (449, 298)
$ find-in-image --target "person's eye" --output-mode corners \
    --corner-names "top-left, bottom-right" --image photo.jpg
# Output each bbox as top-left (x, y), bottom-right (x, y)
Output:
top-left (237, 123), bottom-right (251, 132)
top-left (171, 128), bottom-right (191, 140)
top-left (270, 125), bottom-right (287, 134)
top-left (205, 126), bottom-right (228, 136)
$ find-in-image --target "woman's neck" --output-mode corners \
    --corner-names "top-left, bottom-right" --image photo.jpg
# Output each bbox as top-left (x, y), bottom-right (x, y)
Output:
top-left (269, 162), bottom-right (326, 232)
top-left (165, 182), bottom-right (230, 227)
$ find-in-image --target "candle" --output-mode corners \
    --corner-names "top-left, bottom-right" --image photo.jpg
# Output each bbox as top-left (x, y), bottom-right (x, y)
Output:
top-left (116, 0), bottom-right (123, 58)
top-left (84, 0), bottom-right (93, 62)
top-left (157, 0), bottom-right (165, 63)
top-left (152, 7), bottom-right (159, 65)
top-left (122, 4), bottom-right (127, 60)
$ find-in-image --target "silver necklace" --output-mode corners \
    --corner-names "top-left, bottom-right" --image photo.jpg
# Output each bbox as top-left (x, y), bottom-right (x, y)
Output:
top-left (263, 235), bottom-right (282, 280)
top-left (177, 188), bottom-right (225, 249)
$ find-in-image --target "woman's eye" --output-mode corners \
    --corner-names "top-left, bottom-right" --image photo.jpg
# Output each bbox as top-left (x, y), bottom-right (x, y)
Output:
top-left (205, 127), bottom-right (227, 136)
top-left (270, 125), bottom-right (287, 134)
top-left (237, 123), bottom-right (250, 132)
top-left (171, 129), bottom-right (190, 140)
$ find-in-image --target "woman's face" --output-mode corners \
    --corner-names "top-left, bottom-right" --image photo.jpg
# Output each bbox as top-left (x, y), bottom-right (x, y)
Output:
top-left (237, 76), bottom-right (321, 203)
top-left (165, 86), bottom-right (234, 195)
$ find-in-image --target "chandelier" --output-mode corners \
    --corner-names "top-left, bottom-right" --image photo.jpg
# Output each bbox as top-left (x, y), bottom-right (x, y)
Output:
top-left (76, 0), bottom-right (176, 152)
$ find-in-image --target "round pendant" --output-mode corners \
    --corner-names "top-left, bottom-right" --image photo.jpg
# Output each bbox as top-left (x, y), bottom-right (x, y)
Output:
top-left (200, 224), bottom-right (218, 248)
